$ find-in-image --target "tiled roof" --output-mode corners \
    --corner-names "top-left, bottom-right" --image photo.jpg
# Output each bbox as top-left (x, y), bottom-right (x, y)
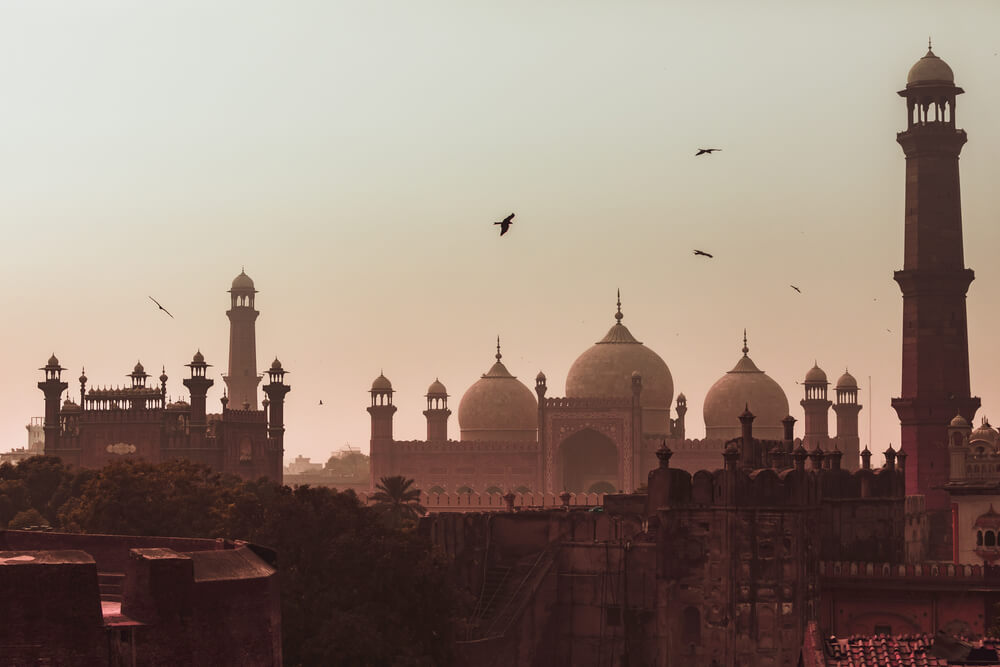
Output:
top-left (821, 634), bottom-right (1000, 667)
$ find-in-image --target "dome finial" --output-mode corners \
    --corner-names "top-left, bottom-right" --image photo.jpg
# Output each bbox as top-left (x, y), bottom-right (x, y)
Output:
top-left (496, 336), bottom-right (502, 362)
top-left (928, 35), bottom-right (932, 51)
top-left (742, 329), bottom-right (749, 356)
top-left (615, 289), bottom-right (623, 324)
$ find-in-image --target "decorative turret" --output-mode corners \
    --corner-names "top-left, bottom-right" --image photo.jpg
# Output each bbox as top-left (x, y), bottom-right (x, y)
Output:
top-left (672, 393), bottom-right (687, 439)
top-left (262, 357), bottom-right (291, 481)
top-left (183, 350), bottom-right (214, 442)
top-left (801, 362), bottom-right (831, 451)
top-left (423, 378), bottom-right (450, 441)
top-left (948, 413), bottom-right (972, 482)
top-left (224, 269), bottom-right (261, 410)
top-left (37, 354), bottom-right (68, 454)
top-left (368, 371), bottom-right (397, 489)
top-left (833, 369), bottom-right (863, 471)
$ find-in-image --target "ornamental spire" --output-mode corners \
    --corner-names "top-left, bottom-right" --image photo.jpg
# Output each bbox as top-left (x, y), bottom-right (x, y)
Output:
top-left (615, 289), bottom-right (623, 324)
top-left (742, 329), bottom-right (749, 356)
top-left (496, 336), bottom-right (502, 362)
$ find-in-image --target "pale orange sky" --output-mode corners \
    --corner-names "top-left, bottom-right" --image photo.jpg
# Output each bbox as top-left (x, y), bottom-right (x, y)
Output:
top-left (1, 2), bottom-right (999, 466)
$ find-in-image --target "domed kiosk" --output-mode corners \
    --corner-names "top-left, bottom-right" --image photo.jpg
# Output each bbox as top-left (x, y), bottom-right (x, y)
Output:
top-left (457, 341), bottom-right (537, 442)
top-left (703, 334), bottom-right (789, 441)
top-left (565, 295), bottom-right (674, 434)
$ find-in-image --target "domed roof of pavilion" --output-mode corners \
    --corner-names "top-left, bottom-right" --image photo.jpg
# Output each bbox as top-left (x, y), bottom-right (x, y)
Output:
top-left (969, 419), bottom-right (999, 448)
top-left (975, 505), bottom-right (1000, 530)
top-left (371, 373), bottom-right (393, 392)
top-left (804, 363), bottom-right (828, 384)
top-left (951, 414), bottom-right (971, 428)
top-left (426, 379), bottom-right (448, 396)
top-left (231, 269), bottom-right (256, 291)
top-left (836, 370), bottom-right (858, 390)
top-left (565, 295), bottom-right (673, 409)
top-left (458, 341), bottom-right (537, 442)
top-left (907, 46), bottom-right (955, 86)
top-left (703, 334), bottom-right (789, 440)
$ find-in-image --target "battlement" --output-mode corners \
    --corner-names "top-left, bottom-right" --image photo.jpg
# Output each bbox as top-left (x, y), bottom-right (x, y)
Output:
top-left (221, 408), bottom-right (266, 423)
top-left (392, 439), bottom-right (539, 453)
top-left (358, 490), bottom-right (604, 511)
top-left (819, 560), bottom-right (997, 583)
top-left (73, 409), bottom-right (165, 424)
top-left (542, 396), bottom-right (633, 409)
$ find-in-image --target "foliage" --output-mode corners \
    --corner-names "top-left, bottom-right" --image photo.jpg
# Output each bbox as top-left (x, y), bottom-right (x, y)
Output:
top-left (8, 508), bottom-right (49, 530)
top-left (0, 456), bottom-right (460, 666)
top-left (324, 450), bottom-right (370, 481)
top-left (370, 475), bottom-right (426, 529)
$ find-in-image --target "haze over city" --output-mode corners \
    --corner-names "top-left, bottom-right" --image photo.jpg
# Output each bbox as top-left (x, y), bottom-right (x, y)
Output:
top-left (2, 1), bottom-right (999, 466)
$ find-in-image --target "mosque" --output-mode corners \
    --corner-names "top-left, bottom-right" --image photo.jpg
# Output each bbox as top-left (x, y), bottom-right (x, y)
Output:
top-left (369, 296), bottom-right (863, 495)
top-left (35, 271), bottom-right (290, 481)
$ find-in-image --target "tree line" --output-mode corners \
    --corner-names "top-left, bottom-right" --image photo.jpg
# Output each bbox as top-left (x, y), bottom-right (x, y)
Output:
top-left (0, 456), bottom-right (462, 667)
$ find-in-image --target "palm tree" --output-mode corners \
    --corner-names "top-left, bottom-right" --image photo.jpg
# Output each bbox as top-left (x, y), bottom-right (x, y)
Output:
top-left (371, 476), bottom-right (426, 529)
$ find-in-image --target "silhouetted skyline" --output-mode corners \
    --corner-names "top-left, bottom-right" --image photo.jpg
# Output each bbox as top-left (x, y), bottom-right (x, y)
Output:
top-left (2, 3), bottom-right (999, 465)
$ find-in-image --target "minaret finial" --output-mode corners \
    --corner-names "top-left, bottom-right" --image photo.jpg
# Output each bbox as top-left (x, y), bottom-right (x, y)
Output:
top-left (615, 289), bottom-right (623, 323)
top-left (496, 336), bottom-right (502, 362)
top-left (742, 329), bottom-right (749, 356)
top-left (928, 36), bottom-right (932, 51)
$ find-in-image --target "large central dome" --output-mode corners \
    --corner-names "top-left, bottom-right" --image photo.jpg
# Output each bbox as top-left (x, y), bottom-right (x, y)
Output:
top-left (703, 336), bottom-right (789, 441)
top-left (565, 297), bottom-right (674, 434)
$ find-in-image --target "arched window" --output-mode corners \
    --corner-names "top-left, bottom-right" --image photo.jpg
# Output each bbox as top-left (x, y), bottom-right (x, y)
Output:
top-left (485, 486), bottom-right (503, 495)
top-left (682, 606), bottom-right (701, 646)
top-left (457, 486), bottom-right (474, 495)
top-left (986, 531), bottom-right (996, 547)
top-left (978, 530), bottom-right (984, 546)
top-left (514, 485), bottom-right (531, 494)
top-left (428, 485), bottom-right (445, 495)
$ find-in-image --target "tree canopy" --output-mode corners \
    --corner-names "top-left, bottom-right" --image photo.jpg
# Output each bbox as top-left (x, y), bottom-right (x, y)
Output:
top-left (0, 456), bottom-right (461, 667)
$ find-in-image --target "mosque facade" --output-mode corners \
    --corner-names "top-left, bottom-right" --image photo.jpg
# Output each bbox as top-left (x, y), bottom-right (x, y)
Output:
top-left (35, 271), bottom-right (289, 481)
top-left (369, 298), bottom-right (864, 496)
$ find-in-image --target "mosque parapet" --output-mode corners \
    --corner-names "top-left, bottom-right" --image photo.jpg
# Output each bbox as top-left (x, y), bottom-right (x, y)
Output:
top-left (358, 490), bottom-right (605, 512)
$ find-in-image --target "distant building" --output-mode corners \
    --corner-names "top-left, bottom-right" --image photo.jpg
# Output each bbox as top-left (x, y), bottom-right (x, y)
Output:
top-left (36, 271), bottom-right (290, 481)
top-left (285, 454), bottom-right (323, 476)
top-left (369, 321), bottom-right (864, 497)
top-left (0, 529), bottom-right (280, 665)
top-left (0, 417), bottom-right (45, 465)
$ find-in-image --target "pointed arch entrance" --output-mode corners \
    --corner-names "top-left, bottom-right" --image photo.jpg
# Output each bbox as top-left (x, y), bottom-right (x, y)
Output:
top-left (559, 428), bottom-right (619, 492)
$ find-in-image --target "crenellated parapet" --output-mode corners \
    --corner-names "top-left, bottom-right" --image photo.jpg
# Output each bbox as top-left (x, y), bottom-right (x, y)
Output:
top-left (391, 439), bottom-right (540, 453)
top-left (542, 396), bottom-right (633, 410)
top-left (358, 490), bottom-right (605, 512)
top-left (819, 560), bottom-right (991, 582)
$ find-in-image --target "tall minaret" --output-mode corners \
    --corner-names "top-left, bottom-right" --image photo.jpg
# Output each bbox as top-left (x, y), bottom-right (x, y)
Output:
top-left (224, 269), bottom-right (261, 410)
top-left (891, 45), bottom-right (980, 538)
top-left (832, 370), bottom-right (862, 471)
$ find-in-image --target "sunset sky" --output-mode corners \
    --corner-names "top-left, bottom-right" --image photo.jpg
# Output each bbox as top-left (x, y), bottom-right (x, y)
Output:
top-left (1, 1), bottom-right (999, 466)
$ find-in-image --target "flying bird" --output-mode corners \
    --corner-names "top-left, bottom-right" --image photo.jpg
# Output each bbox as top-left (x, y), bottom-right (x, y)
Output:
top-left (693, 249), bottom-right (713, 258)
top-left (790, 285), bottom-right (801, 293)
top-left (319, 400), bottom-right (324, 406)
top-left (148, 296), bottom-right (174, 318)
top-left (494, 213), bottom-right (515, 236)
top-left (695, 148), bottom-right (722, 156)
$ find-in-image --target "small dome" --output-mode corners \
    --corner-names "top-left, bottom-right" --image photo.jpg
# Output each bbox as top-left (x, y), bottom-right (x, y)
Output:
top-left (536, 371), bottom-right (546, 382)
top-left (907, 48), bottom-right (955, 86)
top-left (47, 354), bottom-right (59, 367)
top-left (969, 420), bottom-right (999, 447)
top-left (371, 373), bottom-right (393, 392)
top-left (458, 349), bottom-right (537, 442)
top-left (133, 361), bottom-right (145, 374)
top-left (231, 270), bottom-right (256, 291)
top-left (950, 414), bottom-right (971, 428)
top-left (565, 299), bottom-right (674, 433)
top-left (703, 339), bottom-right (790, 441)
top-left (804, 364), bottom-right (827, 384)
top-left (975, 505), bottom-right (1000, 530)
top-left (270, 358), bottom-right (283, 371)
top-left (836, 370), bottom-right (858, 390)
top-left (192, 350), bottom-right (205, 364)
top-left (427, 378), bottom-right (448, 396)
top-left (60, 398), bottom-right (81, 412)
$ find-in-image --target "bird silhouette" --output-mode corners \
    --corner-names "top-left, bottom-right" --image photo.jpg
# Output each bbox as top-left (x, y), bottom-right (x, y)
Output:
top-left (494, 213), bottom-right (515, 236)
top-left (695, 148), bottom-right (721, 156)
top-left (693, 249), bottom-right (713, 258)
top-left (148, 296), bottom-right (174, 318)
top-left (790, 285), bottom-right (801, 293)
top-left (319, 400), bottom-right (324, 406)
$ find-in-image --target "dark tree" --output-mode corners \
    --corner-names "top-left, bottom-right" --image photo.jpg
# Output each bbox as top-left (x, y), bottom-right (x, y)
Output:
top-left (370, 475), bottom-right (426, 529)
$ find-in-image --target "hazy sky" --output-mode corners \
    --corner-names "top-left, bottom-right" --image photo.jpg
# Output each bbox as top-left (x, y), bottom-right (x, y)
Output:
top-left (2, 1), bottom-right (999, 466)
